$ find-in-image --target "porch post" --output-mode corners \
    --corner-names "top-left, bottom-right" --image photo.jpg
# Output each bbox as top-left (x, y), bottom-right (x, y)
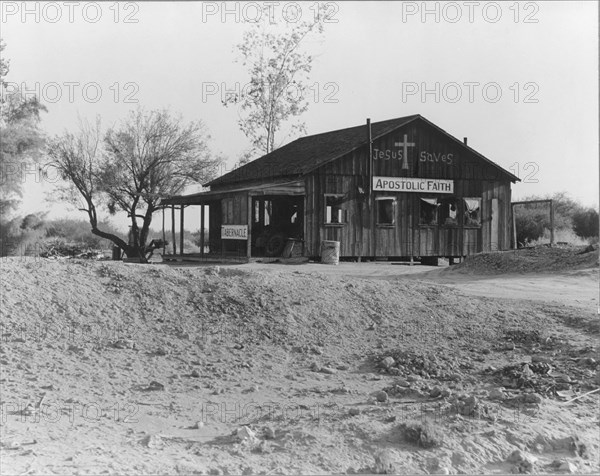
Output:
top-left (247, 193), bottom-right (252, 260)
top-left (171, 204), bottom-right (176, 254)
top-left (180, 205), bottom-right (184, 256)
top-left (200, 204), bottom-right (205, 257)
top-left (162, 207), bottom-right (166, 255)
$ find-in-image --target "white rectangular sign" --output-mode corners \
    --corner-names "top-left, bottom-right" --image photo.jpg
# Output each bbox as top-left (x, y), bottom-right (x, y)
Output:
top-left (373, 177), bottom-right (454, 194)
top-left (221, 225), bottom-right (248, 240)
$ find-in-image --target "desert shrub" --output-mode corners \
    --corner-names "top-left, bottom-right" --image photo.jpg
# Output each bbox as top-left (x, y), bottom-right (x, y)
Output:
top-left (515, 207), bottom-right (547, 245)
top-left (45, 218), bottom-right (124, 248)
top-left (0, 212), bottom-right (47, 256)
top-left (549, 192), bottom-right (584, 228)
top-left (20, 213), bottom-right (45, 230)
top-left (572, 209), bottom-right (599, 239)
top-left (191, 229), bottom-right (209, 248)
top-left (0, 216), bottom-right (22, 256)
top-left (0, 215), bottom-right (126, 257)
top-left (529, 228), bottom-right (589, 247)
top-left (148, 230), bottom-right (203, 253)
top-left (514, 192), bottom-right (598, 246)
top-left (182, 238), bottom-right (200, 253)
top-left (402, 420), bottom-right (444, 448)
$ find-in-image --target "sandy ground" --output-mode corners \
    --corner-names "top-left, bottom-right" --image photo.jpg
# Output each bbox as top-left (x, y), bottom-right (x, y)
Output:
top-left (231, 260), bottom-right (598, 310)
top-left (431, 269), bottom-right (598, 310)
top-left (1, 249), bottom-right (598, 475)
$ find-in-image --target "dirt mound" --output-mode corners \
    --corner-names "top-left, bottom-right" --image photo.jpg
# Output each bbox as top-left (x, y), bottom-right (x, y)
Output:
top-left (1, 258), bottom-right (599, 474)
top-left (444, 245), bottom-right (599, 275)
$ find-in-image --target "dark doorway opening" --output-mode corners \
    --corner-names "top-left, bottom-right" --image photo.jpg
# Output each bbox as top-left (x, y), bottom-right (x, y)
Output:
top-left (252, 195), bottom-right (304, 257)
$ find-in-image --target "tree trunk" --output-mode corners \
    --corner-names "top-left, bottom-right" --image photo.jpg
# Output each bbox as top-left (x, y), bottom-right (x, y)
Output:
top-left (91, 227), bottom-right (128, 250)
top-left (90, 228), bottom-right (148, 263)
top-left (123, 245), bottom-right (148, 262)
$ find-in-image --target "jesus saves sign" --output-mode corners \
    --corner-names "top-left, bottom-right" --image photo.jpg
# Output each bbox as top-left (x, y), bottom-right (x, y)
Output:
top-left (373, 177), bottom-right (454, 193)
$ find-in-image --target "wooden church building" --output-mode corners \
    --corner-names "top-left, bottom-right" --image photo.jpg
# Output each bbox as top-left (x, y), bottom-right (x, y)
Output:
top-left (162, 114), bottom-right (519, 261)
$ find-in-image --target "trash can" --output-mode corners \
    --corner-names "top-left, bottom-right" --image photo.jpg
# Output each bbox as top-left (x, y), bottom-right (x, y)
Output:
top-left (282, 238), bottom-right (304, 258)
top-left (320, 240), bottom-right (340, 265)
top-left (112, 245), bottom-right (122, 261)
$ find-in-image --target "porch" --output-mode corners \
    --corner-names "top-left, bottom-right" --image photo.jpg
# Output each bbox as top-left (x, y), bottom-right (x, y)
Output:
top-left (160, 180), bottom-right (305, 262)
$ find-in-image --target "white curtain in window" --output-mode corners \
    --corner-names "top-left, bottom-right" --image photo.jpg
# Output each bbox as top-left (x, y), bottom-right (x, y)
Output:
top-left (464, 198), bottom-right (480, 212)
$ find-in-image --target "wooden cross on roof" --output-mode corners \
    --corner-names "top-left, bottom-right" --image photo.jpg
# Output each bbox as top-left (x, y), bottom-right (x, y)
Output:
top-left (394, 134), bottom-right (415, 170)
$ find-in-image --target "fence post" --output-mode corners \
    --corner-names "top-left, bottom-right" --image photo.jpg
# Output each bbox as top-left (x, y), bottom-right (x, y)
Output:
top-left (512, 203), bottom-right (517, 249)
top-left (550, 200), bottom-right (555, 245)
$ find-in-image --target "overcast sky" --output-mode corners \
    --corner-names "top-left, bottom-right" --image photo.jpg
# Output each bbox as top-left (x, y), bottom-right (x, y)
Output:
top-left (2, 1), bottom-right (598, 231)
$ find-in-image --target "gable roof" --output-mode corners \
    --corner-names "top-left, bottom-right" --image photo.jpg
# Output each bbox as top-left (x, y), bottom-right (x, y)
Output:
top-left (207, 114), bottom-right (519, 187)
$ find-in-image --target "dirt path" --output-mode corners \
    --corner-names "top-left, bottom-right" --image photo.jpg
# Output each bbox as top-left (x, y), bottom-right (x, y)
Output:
top-left (426, 268), bottom-right (598, 310)
top-left (231, 260), bottom-right (599, 311)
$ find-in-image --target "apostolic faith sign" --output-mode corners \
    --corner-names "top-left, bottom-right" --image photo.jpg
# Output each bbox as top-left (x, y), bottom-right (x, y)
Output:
top-left (373, 177), bottom-right (454, 193)
top-left (221, 225), bottom-right (248, 240)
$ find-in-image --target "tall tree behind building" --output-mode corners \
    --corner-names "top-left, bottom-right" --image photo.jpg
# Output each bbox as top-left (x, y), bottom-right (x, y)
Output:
top-left (223, 5), bottom-right (329, 156)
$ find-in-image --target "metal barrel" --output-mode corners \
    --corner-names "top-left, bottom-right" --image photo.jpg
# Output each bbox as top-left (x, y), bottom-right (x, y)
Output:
top-left (320, 240), bottom-right (340, 265)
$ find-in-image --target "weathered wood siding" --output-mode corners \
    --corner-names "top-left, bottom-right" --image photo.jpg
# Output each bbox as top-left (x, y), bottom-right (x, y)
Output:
top-left (208, 192), bottom-right (249, 254)
top-left (480, 181), bottom-right (512, 252)
top-left (221, 193), bottom-right (248, 225)
top-left (208, 200), bottom-right (221, 253)
top-left (303, 120), bottom-right (513, 258)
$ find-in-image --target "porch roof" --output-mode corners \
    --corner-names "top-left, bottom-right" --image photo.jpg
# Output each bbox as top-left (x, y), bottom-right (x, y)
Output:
top-left (161, 180), bottom-right (305, 206)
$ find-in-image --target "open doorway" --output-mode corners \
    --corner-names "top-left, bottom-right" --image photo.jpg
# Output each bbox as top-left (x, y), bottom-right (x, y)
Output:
top-left (252, 196), bottom-right (304, 257)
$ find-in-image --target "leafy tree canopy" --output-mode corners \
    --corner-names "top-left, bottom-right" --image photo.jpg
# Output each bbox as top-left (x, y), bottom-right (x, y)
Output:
top-left (0, 39), bottom-right (47, 220)
top-left (223, 5), bottom-right (328, 156)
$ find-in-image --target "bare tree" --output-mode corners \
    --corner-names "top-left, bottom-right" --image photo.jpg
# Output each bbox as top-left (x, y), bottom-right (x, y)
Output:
top-left (47, 109), bottom-right (220, 261)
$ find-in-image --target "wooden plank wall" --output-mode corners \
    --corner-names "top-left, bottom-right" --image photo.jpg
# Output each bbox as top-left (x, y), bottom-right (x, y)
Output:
top-left (305, 180), bottom-right (511, 258)
top-left (208, 200), bottom-right (221, 253)
top-left (480, 181), bottom-right (512, 252)
top-left (305, 147), bottom-right (371, 257)
top-left (221, 194), bottom-right (248, 225)
top-left (304, 120), bottom-right (514, 258)
top-left (207, 193), bottom-right (250, 254)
